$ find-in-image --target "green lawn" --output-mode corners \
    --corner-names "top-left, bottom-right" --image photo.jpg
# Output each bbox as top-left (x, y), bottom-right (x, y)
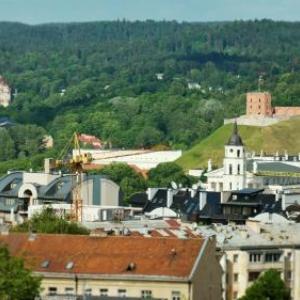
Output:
top-left (177, 118), bottom-right (300, 170)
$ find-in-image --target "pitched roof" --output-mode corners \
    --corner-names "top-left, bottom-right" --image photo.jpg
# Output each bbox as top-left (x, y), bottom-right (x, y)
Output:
top-left (0, 233), bottom-right (205, 279)
top-left (227, 121), bottom-right (243, 146)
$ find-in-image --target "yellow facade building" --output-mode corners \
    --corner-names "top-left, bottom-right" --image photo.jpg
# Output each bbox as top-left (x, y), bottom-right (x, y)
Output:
top-left (0, 233), bottom-right (222, 300)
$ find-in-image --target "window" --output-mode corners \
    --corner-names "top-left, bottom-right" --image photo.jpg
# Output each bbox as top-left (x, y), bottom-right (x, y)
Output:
top-left (233, 291), bottom-right (238, 299)
top-left (118, 289), bottom-right (127, 297)
top-left (237, 150), bottom-right (240, 157)
top-left (84, 288), bottom-right (92, 296)
top-left (65, 287), bottom-right (74, 295)
top-left (48, 287), bottom-right (57, 296)
top-left (234, 273), bottom-right (239, 282)
top-left (233, 254), bottom-right (238, 263)
top-left (230, 182), bottom-right (232, 190)
top-left (100, 289), bottom-right (108, 296)
top-left (237, 164), bottom-right (240, 174)
top-left (141, 290), bottom-right (152, 298)
top-left (287, 271), bottom-right (292, 281)
top-left (287, 252), bottom-right (292, 260)
top-left (248, 272), bottom-right (260, 282)
top-left (265, 253), bottom-right (281, 263)
top-left (172, 291), bottom-right (181, 300)
top-left (229, 164), bottom-right (233, 175)
top-left (249, 253), bottom-right (262, 263)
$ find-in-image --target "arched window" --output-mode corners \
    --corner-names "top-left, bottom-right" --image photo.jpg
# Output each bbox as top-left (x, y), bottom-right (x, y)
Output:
top-left (229, 164), bottom-right (233, 175)
top-left (237, 150), bottom-right (240, 157)
top-left (237, 164), bottom-right (240, 174)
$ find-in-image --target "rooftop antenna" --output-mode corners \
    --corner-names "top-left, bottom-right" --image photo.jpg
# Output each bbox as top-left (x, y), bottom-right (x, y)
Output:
top-left (258, 75), bottom-right (264, 92)
top-left (171, 181), bottom-right (178, 190)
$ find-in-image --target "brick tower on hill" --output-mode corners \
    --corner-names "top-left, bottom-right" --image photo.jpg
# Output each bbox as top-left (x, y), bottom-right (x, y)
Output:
top-left (246, 92), bottom-right (273, 117)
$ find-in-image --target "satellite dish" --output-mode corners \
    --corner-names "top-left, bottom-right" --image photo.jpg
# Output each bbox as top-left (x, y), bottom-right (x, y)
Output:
top-left (171, 181), bottom-right (178, 190)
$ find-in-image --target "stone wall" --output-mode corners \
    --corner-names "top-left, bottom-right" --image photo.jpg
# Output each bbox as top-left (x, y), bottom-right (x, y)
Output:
top-left (274, 106), bottom-right (300, 117)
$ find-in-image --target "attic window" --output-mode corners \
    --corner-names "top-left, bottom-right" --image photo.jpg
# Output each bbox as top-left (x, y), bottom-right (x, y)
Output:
top-left (41, 260), bottom-right (50, 268)
top-left (65, 261), bottom-right (74, 270)
top-left (126, 262), bottom-right (136, 271)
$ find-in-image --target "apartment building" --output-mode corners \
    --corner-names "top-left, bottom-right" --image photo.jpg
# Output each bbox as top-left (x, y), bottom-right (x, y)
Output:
top-left (198, 215), bottom-right (300, 300)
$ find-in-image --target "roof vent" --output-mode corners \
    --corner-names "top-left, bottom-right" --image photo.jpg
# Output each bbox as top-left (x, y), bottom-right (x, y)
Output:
top-left (41, 260), bottom-right (50, 268)
top-left (171, 248), bottom-right (177, 256)
top-left (126, 262), bottom-right (136, 271)
top-left (28, 233), bottom-right (37, 241)
top-left (65, 261), bottom-right (74, 270)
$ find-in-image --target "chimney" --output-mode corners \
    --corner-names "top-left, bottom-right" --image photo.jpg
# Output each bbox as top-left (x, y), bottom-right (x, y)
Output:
top-left (167, 189), bottom-right (173, 208)
top-left (44, 158), bottom-right (55, 173)
top-left (190, 188), bottom-right (196, 198)
top-left (199, 191), bottom-right (207, 211)
top-left (207, 159), bottom-right (212, 172)
top-left (146, 188), bottom-right (158, 201)
top-left (253, 161), bottom-right (258, 173)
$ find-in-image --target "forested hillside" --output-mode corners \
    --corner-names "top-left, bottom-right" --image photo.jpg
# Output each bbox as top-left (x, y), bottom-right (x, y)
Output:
top-left (1, 20), bottom-right (300, 168)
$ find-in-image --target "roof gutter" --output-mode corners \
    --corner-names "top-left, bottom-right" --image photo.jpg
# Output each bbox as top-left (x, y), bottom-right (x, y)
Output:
top-left (35, 271), bottom-right (189, 283)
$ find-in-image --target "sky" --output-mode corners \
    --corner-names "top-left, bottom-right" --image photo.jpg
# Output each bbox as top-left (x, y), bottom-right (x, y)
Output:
top-left (0, 0), bottom-right (299, 24)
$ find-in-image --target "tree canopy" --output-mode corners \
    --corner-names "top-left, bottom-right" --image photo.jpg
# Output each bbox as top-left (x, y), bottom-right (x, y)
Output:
top-left (12, 207), bottom-right (90, 235)
top-left (0, 245), bottom-right (41, 300)
top-left (1, 20), bottom-right (300, 172)
top-left (148, 162), bottom-right (195, 187)
top-left (239, 269), bottom-right (290, 300)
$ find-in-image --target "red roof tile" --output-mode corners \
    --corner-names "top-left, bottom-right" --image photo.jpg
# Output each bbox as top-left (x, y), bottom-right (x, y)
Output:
top-left (0, 233), bottom-right (204, 278)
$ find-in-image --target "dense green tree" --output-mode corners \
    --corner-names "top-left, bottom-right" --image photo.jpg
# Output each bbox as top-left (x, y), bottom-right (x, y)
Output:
top-left (0, 128), bottom-right (15, 161)
top-left (239, 269), bottom-right (290, 300)
top-left (12, 207), bottom-right (90, 235)
top-left (1, 20), bottom-right (300, 173)
top-left (148, 162), bottom-right (195, 187)
top-left (0, 246), bottom-right (41, 300)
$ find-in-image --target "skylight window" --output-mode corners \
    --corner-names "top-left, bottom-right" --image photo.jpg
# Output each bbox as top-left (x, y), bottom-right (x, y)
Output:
top-left (41, 260), bottom-right (50, 268)
top-left (65, 261), bottom-right (74, 270)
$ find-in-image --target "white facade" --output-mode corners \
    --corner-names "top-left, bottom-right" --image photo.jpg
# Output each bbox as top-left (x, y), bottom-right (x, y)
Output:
top-left (206, 124), bottom-right (300, 193)
top-left (0, 76), bottom-right (11, 107)
top-left (223, 144), bottom-right (246, 191)
top-left (75, 149), bottom-right (182, 170)
top-left (198, 218), bottom-right (300, 300)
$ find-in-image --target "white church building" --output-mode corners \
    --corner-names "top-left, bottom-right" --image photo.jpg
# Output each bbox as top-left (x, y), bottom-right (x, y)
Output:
top-left (206, 122), bottom-right (300, 193)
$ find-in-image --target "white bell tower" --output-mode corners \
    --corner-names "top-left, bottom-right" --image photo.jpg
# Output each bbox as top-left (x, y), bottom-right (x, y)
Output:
top-left (223, 122), bottom-right (246, 191)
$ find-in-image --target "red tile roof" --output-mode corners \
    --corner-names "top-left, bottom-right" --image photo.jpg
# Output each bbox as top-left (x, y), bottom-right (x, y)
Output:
top-left (0, 233), bottom-right (205, 279)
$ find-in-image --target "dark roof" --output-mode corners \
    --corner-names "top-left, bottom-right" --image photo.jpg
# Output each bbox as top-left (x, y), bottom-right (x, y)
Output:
top-left (231, 188), bottom-right (265, 195)
top-left (129, 192), bottom-right (148, 208)
top-left (143, 189), bottom-right (221, 221)
top-left (227, 121), bottom-right (243, 146)
top-left (0, 117), bottom-right (15, 127)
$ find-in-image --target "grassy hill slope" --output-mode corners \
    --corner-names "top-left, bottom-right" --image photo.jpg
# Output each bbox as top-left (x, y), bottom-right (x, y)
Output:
top-left (177, 118), bottom-right (300, 170)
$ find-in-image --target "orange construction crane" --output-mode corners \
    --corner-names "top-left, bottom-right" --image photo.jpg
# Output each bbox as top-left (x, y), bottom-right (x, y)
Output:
top-left (54, 132), bottom-right (92, 222)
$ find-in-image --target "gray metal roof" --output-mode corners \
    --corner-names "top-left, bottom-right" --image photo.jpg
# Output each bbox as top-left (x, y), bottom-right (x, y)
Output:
top-left (247, 160), bottom-right (300, 173)
top-left (227, 122), bottom-right (243, 146)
